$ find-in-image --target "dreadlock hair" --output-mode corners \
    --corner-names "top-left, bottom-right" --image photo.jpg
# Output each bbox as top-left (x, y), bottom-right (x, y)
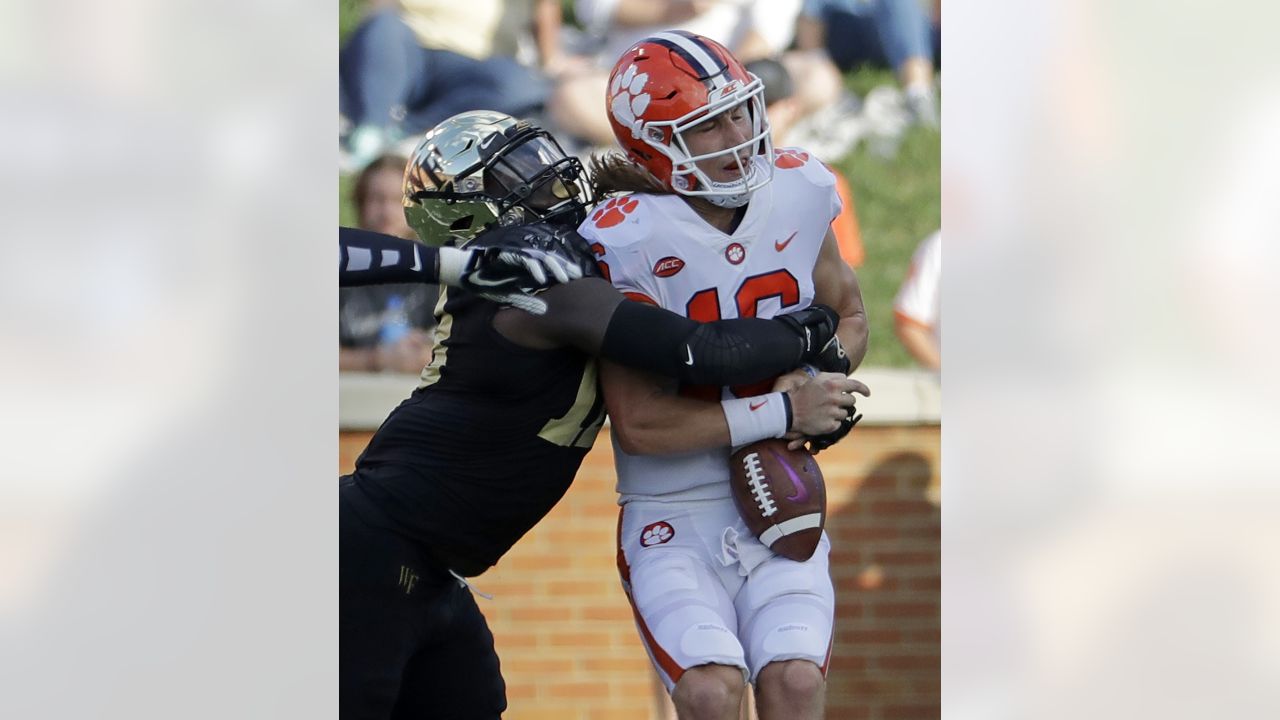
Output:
top-left (588, 151), bottom-right (671, 200)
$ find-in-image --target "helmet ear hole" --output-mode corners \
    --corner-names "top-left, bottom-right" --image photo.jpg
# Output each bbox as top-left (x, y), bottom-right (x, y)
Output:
top-left (449, 216), bottom-right (473, 231)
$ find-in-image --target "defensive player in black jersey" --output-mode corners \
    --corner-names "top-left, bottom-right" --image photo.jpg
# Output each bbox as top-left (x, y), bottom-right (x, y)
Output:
top-left (339, 111), bottom-right (857, 720)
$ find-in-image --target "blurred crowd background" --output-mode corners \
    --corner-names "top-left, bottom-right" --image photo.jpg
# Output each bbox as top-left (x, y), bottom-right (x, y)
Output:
top-left (337, 0), bottom-right (942, 373)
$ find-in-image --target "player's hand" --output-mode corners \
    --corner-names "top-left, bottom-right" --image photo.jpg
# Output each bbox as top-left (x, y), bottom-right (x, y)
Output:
top-left (438, 244), bottom-right (583, 315)
top-left (774, 304), bottom-right (840, 360)
top-left (783, 375), bottom-right (869, 452)
top-left (771, 368), bottom-right (812, 394)
top-left (803, 405), bottom-right (863, 454)
top-left (785, 372), bottom-right (868, 438)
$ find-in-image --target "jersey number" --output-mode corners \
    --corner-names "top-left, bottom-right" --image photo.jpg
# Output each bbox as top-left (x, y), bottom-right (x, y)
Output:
top-left (684, 269), bottom-right (801, 400)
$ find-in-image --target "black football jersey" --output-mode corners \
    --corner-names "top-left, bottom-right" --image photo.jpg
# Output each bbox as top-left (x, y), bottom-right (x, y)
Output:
top-left (348, 286), bottom-right (606, 576)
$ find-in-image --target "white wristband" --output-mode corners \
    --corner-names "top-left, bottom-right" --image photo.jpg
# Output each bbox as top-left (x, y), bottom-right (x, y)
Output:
top-left (721, 392), bottom-right (789, 448)
top-left (437, 246), bottom-right (470, 287)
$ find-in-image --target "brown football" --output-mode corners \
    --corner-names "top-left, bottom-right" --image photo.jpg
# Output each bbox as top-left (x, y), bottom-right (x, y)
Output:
top-left (728, 439), bottom-right (826, 561)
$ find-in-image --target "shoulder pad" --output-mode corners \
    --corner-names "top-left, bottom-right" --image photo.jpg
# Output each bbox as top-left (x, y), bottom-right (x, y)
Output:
top-left (769, 147), bottom-right (837, 189)
top-left (579, 194), bottom-right (653, 248)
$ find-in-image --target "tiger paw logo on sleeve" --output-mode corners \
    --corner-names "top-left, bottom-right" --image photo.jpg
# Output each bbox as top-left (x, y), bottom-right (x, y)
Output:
top-left (591, 196), bottom-right (640, 228)
top-left (773, 149), bottom-right (810, 169)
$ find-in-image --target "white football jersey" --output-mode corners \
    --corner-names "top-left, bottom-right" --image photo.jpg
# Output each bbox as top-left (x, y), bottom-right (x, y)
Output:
top-left (579, 149), bottom-right (842, 502)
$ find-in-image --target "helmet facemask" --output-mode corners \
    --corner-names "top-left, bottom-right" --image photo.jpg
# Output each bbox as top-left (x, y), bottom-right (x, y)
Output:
top-left (642, 74), bottom-right (774, 208)
top-left (403, 111), bottom-right (592, 247)
top-left (482, 126), bottom-right (593, 231)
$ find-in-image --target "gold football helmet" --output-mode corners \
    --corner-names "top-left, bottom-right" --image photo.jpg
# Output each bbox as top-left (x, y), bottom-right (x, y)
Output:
top-left (403, 110), bottom-right (592, 247)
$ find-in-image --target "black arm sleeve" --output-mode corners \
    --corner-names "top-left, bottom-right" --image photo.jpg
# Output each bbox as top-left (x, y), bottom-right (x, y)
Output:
top-left (522, 278), bottom-right (805, 385)
top-left (600, 301), bottom-right (806, 385)
top-left (339, 227), bottom-right (441, 287)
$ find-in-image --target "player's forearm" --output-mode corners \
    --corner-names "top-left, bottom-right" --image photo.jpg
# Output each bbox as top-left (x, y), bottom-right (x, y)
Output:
top-left (601, 302), bottom-right (808, 385)
top-left (610, 397), bottom-right (734, 455)
top-left (602, 361), bottom-right (796, 456)
top-left (612, 390), bottom-right (798, 455)
top-left (339, 227), bottom-right (440, 287)
top-left (540, 281), bottom-right (829, 384)
top-left (839, 308), bottom-right (869, 372)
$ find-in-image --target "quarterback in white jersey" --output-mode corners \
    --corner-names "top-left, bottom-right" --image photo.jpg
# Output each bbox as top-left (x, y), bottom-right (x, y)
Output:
top-left (585, 149), bottom-right (845, 502)
top-left (582, 31), bottom-right (869, 720)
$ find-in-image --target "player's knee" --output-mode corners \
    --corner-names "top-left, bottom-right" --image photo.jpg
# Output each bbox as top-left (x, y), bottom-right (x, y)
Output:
top-left (672, 664), bottom-right (745, 720)
top-left (757, 659), bottom-right (824, 706)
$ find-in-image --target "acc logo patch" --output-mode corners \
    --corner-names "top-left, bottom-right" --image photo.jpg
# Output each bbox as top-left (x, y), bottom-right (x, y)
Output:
top-left (640, 521), bottom-right (675, 547)
top-left (652, 256), bottom-right (685, 277)
top-left (592, 196), bottom-right (640, 228)
top-left (773, 149), bottom-right (810, 169)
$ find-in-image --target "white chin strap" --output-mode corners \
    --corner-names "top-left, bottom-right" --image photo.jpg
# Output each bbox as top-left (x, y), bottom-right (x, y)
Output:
top-left (704, 187), bottom-right (752, 208)
top-left (698, 161), bottom-right (761, 208)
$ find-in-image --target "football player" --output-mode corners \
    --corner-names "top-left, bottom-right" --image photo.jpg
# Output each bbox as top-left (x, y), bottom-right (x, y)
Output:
top-left (340, 110), bottom-right (857, 720)
top-left (581, 32), bottom-right (870, 720)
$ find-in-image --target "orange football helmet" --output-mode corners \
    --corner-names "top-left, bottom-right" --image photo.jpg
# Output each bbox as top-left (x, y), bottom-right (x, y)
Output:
top-left (605, 31), bottom-right (773, 208)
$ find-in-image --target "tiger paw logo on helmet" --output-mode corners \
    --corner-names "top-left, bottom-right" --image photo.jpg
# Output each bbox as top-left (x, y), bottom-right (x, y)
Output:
top-left (591, 196), bottom-right (640, 228)
top-left (609, 64), bottom-right (651, 140)
top-left (774, 149), bottom-right (810, 169)
top-left (640, 521), bottom-right (675, 547)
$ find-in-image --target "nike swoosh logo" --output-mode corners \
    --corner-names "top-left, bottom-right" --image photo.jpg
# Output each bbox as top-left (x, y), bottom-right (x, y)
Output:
top-left (770, 449), bottom-right (810, 502)
top-left (774, 232), bottom-right (797, 252)
top-left (468, 275), bottom-right (511, 288)
top-left (410, 246), bottom-right (422, 272)
top-left (479, 134), bottom-right (498, 150)
top-left (749, 400), bottom-right (767, 411)
top-left (684, 345), bottom-right (694, 366)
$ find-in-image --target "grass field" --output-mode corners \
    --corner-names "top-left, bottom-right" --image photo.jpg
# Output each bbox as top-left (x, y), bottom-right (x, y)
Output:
top-left (338, 8), bottom-right (938, 369)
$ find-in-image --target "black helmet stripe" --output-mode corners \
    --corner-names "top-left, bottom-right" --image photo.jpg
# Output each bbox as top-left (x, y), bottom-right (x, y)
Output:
top-left (649, 31), bottom-right (728, 85)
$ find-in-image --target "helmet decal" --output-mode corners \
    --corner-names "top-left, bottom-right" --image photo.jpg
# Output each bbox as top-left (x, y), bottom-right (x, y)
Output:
top-left (609, 64), bottom-right (651, 140)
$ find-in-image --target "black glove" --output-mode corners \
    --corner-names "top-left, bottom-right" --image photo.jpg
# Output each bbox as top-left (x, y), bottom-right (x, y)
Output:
top-left (774, 304), bottom-right (840, 360)
top-left (807, 406), bottom-right (862, 454)
top-left (440, 224), bottom-right (597, 314)
top-left (813, 333), bottom-right (851, 376)
top-left (473, 223), bottom-right (602, 284)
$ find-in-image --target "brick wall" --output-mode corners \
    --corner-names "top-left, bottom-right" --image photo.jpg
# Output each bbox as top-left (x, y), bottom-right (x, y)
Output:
top-left (339, 423), bottom-right (940, 719)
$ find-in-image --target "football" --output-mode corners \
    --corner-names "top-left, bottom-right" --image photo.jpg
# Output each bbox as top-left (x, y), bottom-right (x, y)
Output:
top-left (728, 439), bottom-right (826, 561)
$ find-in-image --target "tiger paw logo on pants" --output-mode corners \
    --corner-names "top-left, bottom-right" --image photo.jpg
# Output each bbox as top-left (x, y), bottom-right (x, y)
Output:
top-left (640, 521), bottom-right (675, 547)
top-left (774, 149), bottom-right (810, 169)
top-left (609, 64), bottom-right (651, 139)
top-left (592, 196), bottom-right (639, 228)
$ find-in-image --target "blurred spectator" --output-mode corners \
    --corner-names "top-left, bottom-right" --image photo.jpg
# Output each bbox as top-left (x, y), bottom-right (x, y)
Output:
top-left (340, 0), bottom-right (565, 169)
top-left (548, 0), bottom-right (845, 149)
top-left (339, 154), bottom-right (438, 374)
top-left (893, 229), bottom-right (941, 370)
top-left (796, 0), bottom-right (940, 127)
